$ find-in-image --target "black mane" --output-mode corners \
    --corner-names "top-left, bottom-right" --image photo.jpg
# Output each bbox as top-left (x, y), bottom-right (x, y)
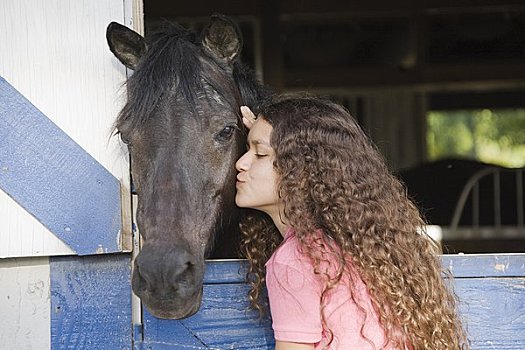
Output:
top-left (116, 23), bottom-right (200, 130)
top-left (232, 62), bottom-right (270, 114)
top-left (116, 22), bottom-right (268, 132)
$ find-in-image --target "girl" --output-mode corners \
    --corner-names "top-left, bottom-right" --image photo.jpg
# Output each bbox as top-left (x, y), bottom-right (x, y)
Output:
top-left (235, 96), bottom-right (468, 350)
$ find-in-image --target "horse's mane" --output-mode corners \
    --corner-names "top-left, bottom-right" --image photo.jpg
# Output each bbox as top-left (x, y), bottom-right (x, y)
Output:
top-left (116, 23), bottom-right (201, 130)
top-left (232, 62), bottom-right (269, 114)
top-left (115, 22), bottom-right (268, 132)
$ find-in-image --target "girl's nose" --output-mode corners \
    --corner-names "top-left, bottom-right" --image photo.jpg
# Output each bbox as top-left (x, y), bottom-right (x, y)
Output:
top-left (235, 152), bottom-right (249, 172)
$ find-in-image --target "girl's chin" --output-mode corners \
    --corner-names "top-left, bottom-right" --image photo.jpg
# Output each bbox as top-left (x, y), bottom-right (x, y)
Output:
top-left (235, 196), bottom-right (246, 208)
top-left (235, 198), bottom-right (257, 210)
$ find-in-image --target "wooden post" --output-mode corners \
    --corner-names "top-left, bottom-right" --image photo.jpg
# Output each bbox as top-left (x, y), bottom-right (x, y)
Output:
top-left (256, 0), bottom-right (284, 91)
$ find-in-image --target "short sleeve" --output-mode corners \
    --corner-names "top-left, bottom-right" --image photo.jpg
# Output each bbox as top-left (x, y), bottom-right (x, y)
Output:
top-left (266, 251), bottom-right (323, 344)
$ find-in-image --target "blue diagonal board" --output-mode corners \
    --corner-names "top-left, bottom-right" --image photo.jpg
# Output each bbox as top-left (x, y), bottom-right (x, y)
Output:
top-left (0, 76), bottom-right (121, 255)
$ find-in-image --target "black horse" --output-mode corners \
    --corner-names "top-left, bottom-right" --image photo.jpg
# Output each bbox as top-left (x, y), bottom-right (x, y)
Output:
top-left (106, 15), bottom-right (268, 319)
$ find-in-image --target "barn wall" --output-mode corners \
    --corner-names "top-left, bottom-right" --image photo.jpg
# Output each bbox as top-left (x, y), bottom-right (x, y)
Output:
top-left (0, 257), bottom-right (50, 350)
top-left (0, 0), bottom-right (131, 258)
top-left (0, 0), bottom-right (139, 349)
top-left (325, 89), bottom-right (427, 170)
top-left (361, 89), bottom-right (427, 170)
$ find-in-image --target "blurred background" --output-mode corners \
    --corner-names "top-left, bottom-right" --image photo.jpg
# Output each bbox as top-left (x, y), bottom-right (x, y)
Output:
top-left (142, 0), bottom-right (525, 253)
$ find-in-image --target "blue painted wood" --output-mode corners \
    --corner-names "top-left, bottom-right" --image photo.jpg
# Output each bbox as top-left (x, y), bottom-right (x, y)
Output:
top-left (136, 255), bottom-right (525, 350)
top-left (142, 283), bottom-right (274, 349)
top-left (442, 254), bottom-right (525, 277)
top-left (50, 253), bottom-right (132, 350)
top-left (203, 259), bottom-right (249, 284)
top-left (455, 278), bottom-right (525, 349)
top-left (0, 76), bottom-right (121, 255)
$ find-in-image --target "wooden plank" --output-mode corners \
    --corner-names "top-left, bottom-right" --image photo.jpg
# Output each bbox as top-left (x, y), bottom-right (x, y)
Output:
top-left (0, 77), bottom-right (122, 255)
top-left (359, 90), bottom-right (426, 169)
top-left (205, 254), bottom-right (525, 281)
top-left (456, 277), bottom-right (525, 349)
top-left (443, 254), bottom-right (525, 278)
top-left (0, 0), bottom-right (131, 258)
top-left (50, 253), bottom-right (132, 350)
top-left (138, 255), bottom-right (525, 349)
top-left (284, 63), bottom-right (525, 89)
top-left (144, 1), bottom-right (525, 18)
top-left (142, 283), bottom-right (274, 349)
top-left (0, 257), bottom-right (50, 350)
top-left (0, 193), bottom-right (75, 257)
top-left (257, 0), bottom-right (285, 90)
top-left (203, 259), bottom-right (248, 284)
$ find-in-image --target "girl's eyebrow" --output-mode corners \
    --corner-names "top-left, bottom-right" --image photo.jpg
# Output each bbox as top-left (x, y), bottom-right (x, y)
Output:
top-left (247, 139), bottom-right (271, 147)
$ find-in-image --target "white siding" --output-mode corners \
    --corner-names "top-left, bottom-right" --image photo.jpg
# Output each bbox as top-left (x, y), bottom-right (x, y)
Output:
top-left (0, 0), bottom-right (133, 257)
top-left (0, 257), bottom-right (50, 350)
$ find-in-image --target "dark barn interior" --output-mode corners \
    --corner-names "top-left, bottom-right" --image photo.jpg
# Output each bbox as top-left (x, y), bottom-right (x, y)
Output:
top-left (142, 0), bottom-right (525, 253)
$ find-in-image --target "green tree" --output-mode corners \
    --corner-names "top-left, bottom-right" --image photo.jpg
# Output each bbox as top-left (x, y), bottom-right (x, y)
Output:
top-left (427, 109), bottom-right (525, 167)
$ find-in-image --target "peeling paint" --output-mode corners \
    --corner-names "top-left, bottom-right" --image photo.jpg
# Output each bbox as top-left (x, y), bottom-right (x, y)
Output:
top-left (494, 263), bottom-right (507, 272)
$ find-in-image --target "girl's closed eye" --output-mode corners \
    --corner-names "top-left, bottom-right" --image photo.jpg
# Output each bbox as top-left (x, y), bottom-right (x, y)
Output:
top-left (255, 154), bottom-right (267, 158)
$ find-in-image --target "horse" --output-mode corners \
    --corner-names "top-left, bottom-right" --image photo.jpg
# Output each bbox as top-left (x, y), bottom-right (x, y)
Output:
top-left (106, 14), bottom-right (268, 319)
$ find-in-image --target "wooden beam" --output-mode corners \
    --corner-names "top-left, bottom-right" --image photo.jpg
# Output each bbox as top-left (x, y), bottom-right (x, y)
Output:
top-left (256, 0), bottom-right (285, 91)
top-left (0, 78), bottom-right (122, 256)
top-left (285, 62), bottom-right (525, 89)
top-left (144, 1), bottom-right (525, 19)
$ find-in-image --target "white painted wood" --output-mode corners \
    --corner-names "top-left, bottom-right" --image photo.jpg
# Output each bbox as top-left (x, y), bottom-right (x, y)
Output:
top-left (0, 195), bottom-right (74, 258)
top-left (361, 89), bottom-right (426, 170)
top-left (0, 257), bottom-right (50, 350)
top-left (312, 90), bottom-right (426, 170)
top-left (0, 0), bottom-right (132, 257)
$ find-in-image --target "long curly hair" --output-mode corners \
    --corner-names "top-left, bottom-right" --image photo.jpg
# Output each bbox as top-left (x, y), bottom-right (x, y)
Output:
top-left (239, 95), bottom-right (469, 349)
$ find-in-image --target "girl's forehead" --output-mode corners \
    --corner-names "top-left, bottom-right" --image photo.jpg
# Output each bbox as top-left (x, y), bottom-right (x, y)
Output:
top-left (248, 119), bottom-right (273, 145)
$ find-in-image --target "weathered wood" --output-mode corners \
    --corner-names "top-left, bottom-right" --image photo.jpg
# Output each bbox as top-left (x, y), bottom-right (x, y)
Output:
top-left (455, 278), bottom-right (525, 349)
top-left (443, 254), bottom-right (525, 277)
top-left (284, 63), bottom-right (525, 89)
top-left (144, 1), bottom-right (525, 18)
top-left (142, 283), bottom-right (274, 349)
top-left (136, 254), bottom-right (525, 349)
top-left (50, 254), bottom-right (132, 350)
top-left (0, 257), bottom-right (51, 350)
top-left (0, 0), bottom-right (131, 258)
top-left (0, 77), bottom-right (122, 256)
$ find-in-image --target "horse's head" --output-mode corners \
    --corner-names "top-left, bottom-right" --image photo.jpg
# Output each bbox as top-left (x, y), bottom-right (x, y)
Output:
top-left (106, 15), bottom-right (265, 319)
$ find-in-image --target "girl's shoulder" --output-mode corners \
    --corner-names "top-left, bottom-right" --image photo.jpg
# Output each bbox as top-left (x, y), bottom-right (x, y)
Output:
top-left (266, 229), bottom-right (307, 267)
top-left (267, 228), bottom-right (345, 276)
top-left (265, 230), bottom-right (324, 293)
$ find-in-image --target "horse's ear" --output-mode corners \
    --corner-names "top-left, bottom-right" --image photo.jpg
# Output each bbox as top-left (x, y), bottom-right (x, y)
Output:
top-left (106, 22), bottom-right (146, 70)
top-left (201, 14), bottom-right (242, 64)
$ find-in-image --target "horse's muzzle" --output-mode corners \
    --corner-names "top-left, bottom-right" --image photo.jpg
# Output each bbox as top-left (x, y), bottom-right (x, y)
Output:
top-left (131, 243), bottom-right (205, 319)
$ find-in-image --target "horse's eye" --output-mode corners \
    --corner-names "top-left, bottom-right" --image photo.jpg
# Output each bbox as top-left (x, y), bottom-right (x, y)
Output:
top-left (119, 133), bottom-right (131, 145)
top-left (216, 125), bottom-right (236, 141)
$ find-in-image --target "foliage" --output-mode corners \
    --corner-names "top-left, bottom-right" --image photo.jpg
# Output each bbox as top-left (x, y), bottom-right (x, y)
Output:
top-left (427, 109), bottom-right (525, 168)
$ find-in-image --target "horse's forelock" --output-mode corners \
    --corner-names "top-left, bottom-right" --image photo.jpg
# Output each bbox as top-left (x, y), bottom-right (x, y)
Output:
top-left (116, 24), bottom-right (203, 131)
top-left (115, 22), bottom-right (267, 136)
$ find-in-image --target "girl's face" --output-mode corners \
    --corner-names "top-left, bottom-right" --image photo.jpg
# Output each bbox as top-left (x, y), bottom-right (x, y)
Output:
top-left (235, 118), bottom-right (281, 217)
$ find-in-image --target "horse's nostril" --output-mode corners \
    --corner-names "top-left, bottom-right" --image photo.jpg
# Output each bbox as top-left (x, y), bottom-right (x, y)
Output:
top-left (132, 243), bottom-right (202, 302)
top-left (174, 257), bottom-right (195, 280)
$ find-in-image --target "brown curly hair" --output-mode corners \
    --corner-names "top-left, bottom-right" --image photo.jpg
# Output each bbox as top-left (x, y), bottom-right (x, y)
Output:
top-left (239, 95), bottom-right (469, 349)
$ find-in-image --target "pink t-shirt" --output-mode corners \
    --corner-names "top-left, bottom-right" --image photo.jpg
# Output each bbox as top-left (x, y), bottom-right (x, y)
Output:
top-left (266, 229), bottom-right (392, 349)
